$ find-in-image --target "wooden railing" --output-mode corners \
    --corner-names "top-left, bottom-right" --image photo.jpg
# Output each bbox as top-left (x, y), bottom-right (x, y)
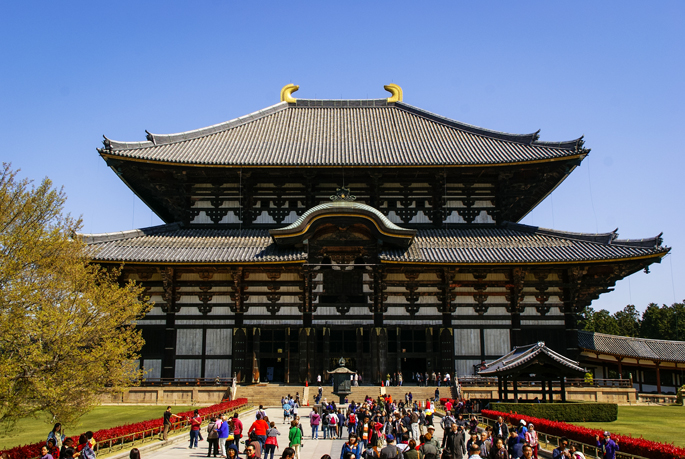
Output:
top-left (478, 415), bottom-right (648, 459)
top-left (30, 401), bottom-right (249, 459)
top-left (457, 377), bottom-right (632, 388)
top-left (140, 377), bottom-right (233, 386)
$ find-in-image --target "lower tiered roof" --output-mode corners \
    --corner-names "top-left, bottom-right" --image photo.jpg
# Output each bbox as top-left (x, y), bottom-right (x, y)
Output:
top-left (578, 330), bottom-right (685, 363)
top-left (82, 222), bottom-right (667, 265)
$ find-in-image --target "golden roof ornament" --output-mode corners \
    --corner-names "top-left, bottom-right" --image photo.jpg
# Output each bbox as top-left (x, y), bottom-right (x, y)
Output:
top-left (384, 83), bottom-right (403, 102)
top-left (280, 84), bottom-right (299, 103)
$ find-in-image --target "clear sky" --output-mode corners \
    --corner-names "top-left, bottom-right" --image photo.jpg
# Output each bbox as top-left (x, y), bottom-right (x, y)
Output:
top-left (1, 1), bottom-right (683, 314)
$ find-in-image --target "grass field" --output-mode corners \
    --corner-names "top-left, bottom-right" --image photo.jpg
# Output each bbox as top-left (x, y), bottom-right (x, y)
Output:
top-left (572, 405), bottom-right (685, 447)
top-left (0, 405), bottom-right (196, 450)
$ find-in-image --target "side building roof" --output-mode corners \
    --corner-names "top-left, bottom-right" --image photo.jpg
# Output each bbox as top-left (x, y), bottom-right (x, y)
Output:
top-left (578, 330), bottom-right (685, 364)
top-left (99, 99), bottom-right (588, 167)
top-left (81, 222), bottom-right (667, 265)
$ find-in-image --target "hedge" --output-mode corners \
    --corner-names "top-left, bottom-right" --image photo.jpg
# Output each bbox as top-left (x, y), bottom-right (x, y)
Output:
top-left (492, 402), bottom-right (618, 422)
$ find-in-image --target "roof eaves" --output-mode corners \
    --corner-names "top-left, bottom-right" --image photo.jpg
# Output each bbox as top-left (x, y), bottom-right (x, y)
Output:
top-left (79, 222), bottom-right (182, 244)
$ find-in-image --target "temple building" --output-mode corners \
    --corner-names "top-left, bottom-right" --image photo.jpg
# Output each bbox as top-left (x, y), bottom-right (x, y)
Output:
top-left (83, 84), bottom-right (669, 384)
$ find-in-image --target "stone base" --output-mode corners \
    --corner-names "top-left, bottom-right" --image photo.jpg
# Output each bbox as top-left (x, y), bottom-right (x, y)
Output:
top-left (102, 386), bottom-right (230, 405)
top-left (462, 385), bottom-right (638, 404)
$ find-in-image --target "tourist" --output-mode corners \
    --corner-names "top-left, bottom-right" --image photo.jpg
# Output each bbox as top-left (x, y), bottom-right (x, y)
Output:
top-left (218, 415), bottom-right (230, 457)
top-left (130, 449), bottom-right (141, 459)
top-left (404, 440), bottom-right (420, 459)
top-left (258, 405), bottom-right (268, 419)
top-left (189, 409), bottom-right (202, 449)
top-left (380, 434), bottom-right (402, 459)
top-left (358, 416), bottom-right (372, 448)
top-left (568, 444), bottom-right (585, 459)
top-left (329, 409), bottom-right (338, 439)
top-left (281, 447), bottom-right (295, 459)
top-left (524, 424), bottom-right (538, 459)
top-left (595, 432), bottom-right (619, 459)
top-left (341, 434), bottom-right (363, 459)
top-left (78, 434), bottom-right (96, 459)
top-left (311, 409), bottom-right (321, 439)
top-left (265, 421), bottom-right (281, 459)
top-left (445, 425), bottom-right (466, 459)
top-left (506, 430), bottom-right (524, 459)
top-left (493, 417), bottom-right (508, 440)
top-left (493, 438), bottom-right (508, 459)
top-left (207, 416), bottom-right (220, 457)
top-left (419, 432), bottom-right (440, 459)
top-left (250, 413), bottom-right (270, 450)
top-left (46, 439), bottom-right (60, 459)
top-left (288, 420), bottom-right (302, 459)
top-left (233, 412), bottom-right (245, 446)
top-left (47, 423), bottom-right (65, 449)
top-left (520, 445), bottom-right (533, 459)
top-left (59, 438), bottom-right (76, 459)
top-left (517, 421), bottom-right (527, 436)
top-left (247, 443), bottom-right (260, 459)
top-left (161, 406), bottom-right (179, 441)
top-left (284, 400), bottom-right (293, 424)
top-left (337, 409), bottom-right (346, 438)
top-left (478, 432), bottom-right (491, 458)
top-left (466, 443), bottom-right (481, 459)
top-left (40, 446), bottom-right (54, 459)
top-left (248, 432), bottom-right (263, 458)
top-left (228, 444), bottom-right (240, 459)
top-left (348, 409), bottom-right (357, 436)
top-left (552, 437), bottom-right (569, 459)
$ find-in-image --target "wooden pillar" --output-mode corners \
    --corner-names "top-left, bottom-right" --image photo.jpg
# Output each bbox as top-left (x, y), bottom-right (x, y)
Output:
top-left (285, 328), bottom-right (291, 384)
top-left (561, 377), bottom-right (567, 402)
top-left (497, 376), bottom-right (503, 401)
top-left (323, 328), bottom-right (330, 381)
top-left (252, 328), bottom-right (261, 383)
top-left (656, 362), bottom-right (662, 394)
top-left (541, 378), bottom-right (546, 402)
top-left (503, 375), bottom-right (508, 401)
top-left (548, 379), bottom-right (554, 402)
top-left (513, 377), bottom-right (519, 401)
top-left (617, 357), bottom-right (623, 379)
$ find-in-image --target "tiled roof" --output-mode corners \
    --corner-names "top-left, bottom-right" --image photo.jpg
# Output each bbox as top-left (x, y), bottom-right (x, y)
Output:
top-left (99, 99), bottom-right (587, 167)
top-left (380, 222), bottom-right (668, 264)
top-left (479, 342), bottom-right (587, 375)
top-left (81, 222), bottom-right (667, 265)
top-left (578, 330), bottom-right (685, 363)
top-left (82, 223), bottom-right (306, 263)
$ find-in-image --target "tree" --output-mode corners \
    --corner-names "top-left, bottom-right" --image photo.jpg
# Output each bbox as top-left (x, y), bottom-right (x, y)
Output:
top-left (582, 307), bottom-right (620, 335)
top-left (614, 304), bottom-right (641, 337)
top-left (0, 164), bottom-right (150, 427)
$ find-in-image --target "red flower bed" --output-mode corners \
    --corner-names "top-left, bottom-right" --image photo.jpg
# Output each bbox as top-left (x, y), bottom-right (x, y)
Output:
top-left (482, 409), bottom-right (685, 459)
top-left (1, 398), bottom-right (248, 459)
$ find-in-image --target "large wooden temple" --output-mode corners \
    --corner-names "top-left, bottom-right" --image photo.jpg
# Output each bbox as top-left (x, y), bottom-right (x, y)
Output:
top-left (84, 84), bottom-right (669, 384)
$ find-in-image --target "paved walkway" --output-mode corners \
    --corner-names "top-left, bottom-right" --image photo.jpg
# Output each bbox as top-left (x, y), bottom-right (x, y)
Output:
top-left (143, 407), bottom-right (445, 459)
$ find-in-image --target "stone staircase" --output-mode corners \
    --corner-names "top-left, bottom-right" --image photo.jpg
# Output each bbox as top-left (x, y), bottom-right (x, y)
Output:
top-left (235, 383), bottom-right (444, 408)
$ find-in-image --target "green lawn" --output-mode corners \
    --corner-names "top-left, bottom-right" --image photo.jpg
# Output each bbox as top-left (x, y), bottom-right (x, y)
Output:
top-left (0, 405), bottom-right (196, 450)
top-left (572, 405), bottom-right (685, 447)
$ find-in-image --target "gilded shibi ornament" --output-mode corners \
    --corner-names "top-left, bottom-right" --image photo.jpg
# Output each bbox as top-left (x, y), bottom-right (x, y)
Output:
top-left (330, 187), bottom-right (356, 202)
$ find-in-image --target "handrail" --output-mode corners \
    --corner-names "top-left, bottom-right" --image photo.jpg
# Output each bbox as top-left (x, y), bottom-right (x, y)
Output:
top-left (478, 415), bottom-right (648, 459)
top-left (28, 401), bottom-right (248, 459)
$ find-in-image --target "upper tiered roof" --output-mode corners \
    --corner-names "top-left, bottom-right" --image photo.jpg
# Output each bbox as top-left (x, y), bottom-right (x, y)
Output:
top-left (99, 97), bottom-right (588, 167)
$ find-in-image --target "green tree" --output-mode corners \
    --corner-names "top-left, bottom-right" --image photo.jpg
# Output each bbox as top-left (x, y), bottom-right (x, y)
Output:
top-left (0, 164), bottom-right (150, 427)
top-left (640, 303), bottom-right (669, 339)
top-left (583, 307), bottom-right (620, 335)
top-left (614, 304), bottom-right (641, 337)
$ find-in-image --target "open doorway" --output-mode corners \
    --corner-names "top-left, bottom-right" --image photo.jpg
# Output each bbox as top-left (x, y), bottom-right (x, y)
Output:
top-left (260, 358), bottom-right (285, 383)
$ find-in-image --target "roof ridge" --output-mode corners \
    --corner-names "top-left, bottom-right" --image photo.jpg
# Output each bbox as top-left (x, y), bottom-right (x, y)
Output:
top-left (395, 102), bottom-right (580, 150)
top-left (583, 330), bottom-right (685, 346)
top-left (79, 222), bottom-right (182, 244)
top-left (502, 221), bottom-right (618, 244)
top-left (101, 102), bottom-right (289, 151)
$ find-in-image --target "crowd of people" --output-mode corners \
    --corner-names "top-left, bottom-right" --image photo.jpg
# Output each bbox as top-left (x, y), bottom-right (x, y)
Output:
top-left (19, 397), bottom-right (620, 459)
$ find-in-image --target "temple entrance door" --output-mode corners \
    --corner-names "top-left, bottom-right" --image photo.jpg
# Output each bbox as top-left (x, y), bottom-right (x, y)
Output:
top-left (402, 358), bottom-right (427, 383)
top-left (260, 357), bottom-right (285, 382)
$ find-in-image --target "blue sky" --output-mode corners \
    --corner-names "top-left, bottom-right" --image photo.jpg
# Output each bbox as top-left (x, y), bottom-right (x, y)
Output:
top-left (1, 1), bottom-right (683, 314)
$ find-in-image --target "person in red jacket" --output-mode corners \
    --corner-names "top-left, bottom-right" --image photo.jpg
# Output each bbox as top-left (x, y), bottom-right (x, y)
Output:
top-left (232, 412), bottom-right (244, 447)
top-left (249, 413), bottom-right (270, 450)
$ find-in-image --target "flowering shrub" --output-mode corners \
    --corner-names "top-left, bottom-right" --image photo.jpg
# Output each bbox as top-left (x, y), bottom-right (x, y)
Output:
top-left (482, 409), bottom-right (685, 459)
top-left (1, 398), bottom-right (248, 459)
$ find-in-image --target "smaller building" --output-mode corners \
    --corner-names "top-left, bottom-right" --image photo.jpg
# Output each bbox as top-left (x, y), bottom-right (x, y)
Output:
top-left (578, 330), bottom-right (685, 394)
